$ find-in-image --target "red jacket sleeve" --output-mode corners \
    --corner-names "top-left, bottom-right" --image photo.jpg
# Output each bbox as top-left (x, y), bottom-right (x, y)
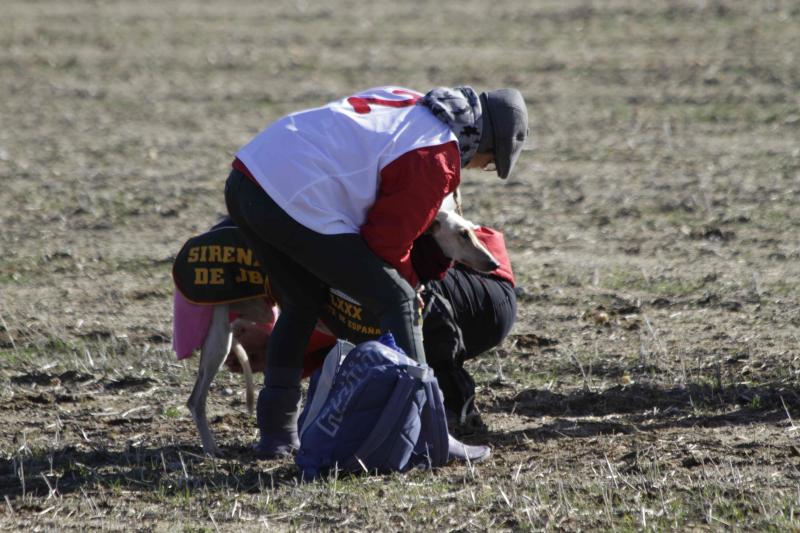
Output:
top-left (361, 142), bottom-right (461, 287)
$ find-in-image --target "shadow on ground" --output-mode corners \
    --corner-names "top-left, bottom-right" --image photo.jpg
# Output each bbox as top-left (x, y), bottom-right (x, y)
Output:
top-left (481, 382), bottom-right (800, 446)
top-left (0, 444), bottom-right (300, 500)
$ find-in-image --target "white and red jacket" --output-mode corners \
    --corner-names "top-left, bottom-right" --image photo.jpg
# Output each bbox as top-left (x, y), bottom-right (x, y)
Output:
top-left (234, 86), bottom-right (461, 287)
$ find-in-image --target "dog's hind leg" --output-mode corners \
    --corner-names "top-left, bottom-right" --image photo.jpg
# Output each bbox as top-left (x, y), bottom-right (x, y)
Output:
top-left (231, 341), bottom-right (255, 415)
top-left (188, 304), bottom-right (232, 456)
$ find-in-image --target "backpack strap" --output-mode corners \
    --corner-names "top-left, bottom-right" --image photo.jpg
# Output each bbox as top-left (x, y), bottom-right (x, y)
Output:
top-left (346, 371), bottom-right (422, 471)
top-left (299, 340), bottom-right (354, 440)
top-left (415, 373), bottom-right (450, 467)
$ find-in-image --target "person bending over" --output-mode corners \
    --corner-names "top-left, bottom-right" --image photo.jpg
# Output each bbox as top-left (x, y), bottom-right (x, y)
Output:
top-left (224, 85), bottom-right (528, 457)
top-left (229, 224), bottom-right (517, 435)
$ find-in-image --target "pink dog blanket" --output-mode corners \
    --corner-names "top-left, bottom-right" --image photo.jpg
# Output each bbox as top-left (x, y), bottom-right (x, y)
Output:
top-left (172, 291), bottom-right (278, 359)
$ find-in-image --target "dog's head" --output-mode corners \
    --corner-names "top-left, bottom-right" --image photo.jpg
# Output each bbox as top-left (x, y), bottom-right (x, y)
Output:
top-left (428, 210), bottom-right (500, 273)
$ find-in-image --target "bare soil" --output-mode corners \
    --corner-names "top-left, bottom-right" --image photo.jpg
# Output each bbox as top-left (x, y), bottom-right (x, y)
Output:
top-left (2, 0), bottom-right (800, 530)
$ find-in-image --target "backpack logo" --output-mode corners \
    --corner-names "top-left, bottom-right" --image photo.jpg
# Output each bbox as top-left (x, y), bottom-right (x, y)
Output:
top-left (315, 348), bottom-right (385, 437)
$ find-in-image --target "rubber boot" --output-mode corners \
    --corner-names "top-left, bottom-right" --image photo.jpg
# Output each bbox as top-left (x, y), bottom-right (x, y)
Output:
top-left (253, 385), bottom-right (301, 458)
top-left (447, 434), bottom-right (491, 463)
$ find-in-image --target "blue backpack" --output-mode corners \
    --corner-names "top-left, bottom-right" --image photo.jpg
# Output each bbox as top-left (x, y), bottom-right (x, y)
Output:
top-left (295, 336), bottom-right (450, 478)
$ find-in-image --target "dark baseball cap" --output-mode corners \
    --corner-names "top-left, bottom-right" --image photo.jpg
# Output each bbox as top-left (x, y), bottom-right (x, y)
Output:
top-left (477, 89), bottom-right (529, 179)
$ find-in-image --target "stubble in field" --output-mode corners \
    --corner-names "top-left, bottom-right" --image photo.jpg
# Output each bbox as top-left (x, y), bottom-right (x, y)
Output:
top-left (2, 0), bottom-right (800, 530)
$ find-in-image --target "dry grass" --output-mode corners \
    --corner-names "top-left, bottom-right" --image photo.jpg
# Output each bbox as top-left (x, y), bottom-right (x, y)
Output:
top-left (3, 0), bottom-right (800, 530)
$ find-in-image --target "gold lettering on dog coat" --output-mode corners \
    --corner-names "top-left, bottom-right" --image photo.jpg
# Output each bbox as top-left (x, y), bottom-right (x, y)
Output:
top-left (319, 290), bottom-right (380, 343)
top-left (194, 268), bottom-right (209, 284)
top-left (236, 247), bottom-right (253, 266)
top-left (174, 225), bottom-right (382, 342)
top-left (207, 246), bottom-right (222, 263)
top-left (209, 268), bottom-right (224, 285)
top-left (173, 226), bottom-right (270, 305)
top-left (223, 246), bottom-right (236, 263)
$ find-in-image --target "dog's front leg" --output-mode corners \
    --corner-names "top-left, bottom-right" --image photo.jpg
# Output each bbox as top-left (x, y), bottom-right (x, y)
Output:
top-left (188, 304), bottom-right (232, 456)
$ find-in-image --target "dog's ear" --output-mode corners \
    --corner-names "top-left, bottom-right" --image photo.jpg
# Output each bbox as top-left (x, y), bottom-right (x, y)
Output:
top-left (425, 219), bottom-right (441, 235)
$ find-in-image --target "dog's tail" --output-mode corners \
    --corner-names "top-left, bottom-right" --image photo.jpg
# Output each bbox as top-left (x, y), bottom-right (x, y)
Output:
top-left (231, 342), bottom-right (255, 414)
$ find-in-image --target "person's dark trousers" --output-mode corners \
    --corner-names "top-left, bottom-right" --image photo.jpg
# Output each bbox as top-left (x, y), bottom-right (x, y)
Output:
top-left (422, 267), bottom-right (517, 423)
top-left (224, 168), bottom-right (426, 367)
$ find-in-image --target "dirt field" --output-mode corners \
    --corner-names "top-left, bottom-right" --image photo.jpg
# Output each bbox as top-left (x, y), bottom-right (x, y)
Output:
top-left (2, 0), bottom-right (800, 530)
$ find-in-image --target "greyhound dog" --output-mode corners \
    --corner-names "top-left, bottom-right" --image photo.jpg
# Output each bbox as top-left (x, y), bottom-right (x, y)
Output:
top-left (180, 207), bottom-right (499, 455)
